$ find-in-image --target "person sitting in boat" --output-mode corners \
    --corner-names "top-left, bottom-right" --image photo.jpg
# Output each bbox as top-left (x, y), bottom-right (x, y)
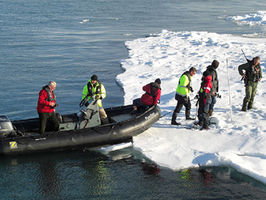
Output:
top-left (82, 74), bottom-right (108, 124)
top-left (131, 78), bottom-right (161, 114)
top-left (37, 81), bottom-right (60, 134)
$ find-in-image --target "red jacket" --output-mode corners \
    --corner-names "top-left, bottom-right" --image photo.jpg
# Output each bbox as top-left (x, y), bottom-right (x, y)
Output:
top-left (37, 86), bottom-right (56, 113)
top-left (202, 75), bottom-right (212, 104)
top-left (140, 83), bottom-right (161, 106)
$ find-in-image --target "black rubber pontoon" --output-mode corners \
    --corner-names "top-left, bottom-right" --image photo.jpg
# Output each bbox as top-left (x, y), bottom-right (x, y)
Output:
top-left (0, 103), bottom-right (161, 155)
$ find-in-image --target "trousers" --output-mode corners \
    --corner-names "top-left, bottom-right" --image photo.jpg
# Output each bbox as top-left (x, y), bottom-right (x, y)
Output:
top-left (38, 112), bottom-right (59, 134)
top-left (198, 94), bottom-right (212, 127)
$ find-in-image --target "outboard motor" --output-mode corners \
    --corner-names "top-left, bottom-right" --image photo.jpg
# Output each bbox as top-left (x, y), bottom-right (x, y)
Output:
top-left (0, 115), bottom-right (14, 137)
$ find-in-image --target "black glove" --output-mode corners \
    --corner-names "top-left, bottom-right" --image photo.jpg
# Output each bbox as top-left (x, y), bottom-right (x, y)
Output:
top-left (188, 86), bottom-right (194, 92)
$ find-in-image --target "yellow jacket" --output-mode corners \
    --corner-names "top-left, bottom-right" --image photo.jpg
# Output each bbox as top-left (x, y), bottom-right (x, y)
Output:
top-left (82, 80), bottom-right (106, 108)
top-left (176, 72), bottom-right (191, 97)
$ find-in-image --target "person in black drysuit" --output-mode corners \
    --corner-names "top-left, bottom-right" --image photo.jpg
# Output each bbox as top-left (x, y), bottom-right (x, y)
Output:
top-left (202, 60), bottom-right (219, 116)
top-left (197, 72), bottom-right (213, 130)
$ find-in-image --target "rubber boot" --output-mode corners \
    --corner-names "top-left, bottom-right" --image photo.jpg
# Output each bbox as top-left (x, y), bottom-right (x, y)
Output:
top-left (101, 117), bottom-right (109, 125)
top-left (194, 121), bottom-right (203, 126)
top-left (185, 109), bottom-right (195, 120)
top-left (241, 103), bottom-right (247, 112)
top-left (200, 124), bottom-right (209, 130)
top-left (171, 112), bottom-right (181, 125)
top-left (208, 109), bottom-right (213, 117)
top-left (247, 102), bottom-right (253, 110)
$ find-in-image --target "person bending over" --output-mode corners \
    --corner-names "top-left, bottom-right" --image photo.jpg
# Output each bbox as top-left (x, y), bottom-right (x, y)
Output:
top-left (132, 78), bottom-right (161, 114)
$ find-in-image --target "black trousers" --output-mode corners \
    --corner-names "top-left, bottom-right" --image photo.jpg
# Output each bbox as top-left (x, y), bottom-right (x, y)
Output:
top-left (173, 94), bottom-right (191, 116)
top-left (38, 112), bottom-right (59, 134)
top-left (198, 94), bottom-right (212, 127)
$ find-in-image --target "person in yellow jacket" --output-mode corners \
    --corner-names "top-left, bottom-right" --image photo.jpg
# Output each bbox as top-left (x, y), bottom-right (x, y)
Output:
top-left (82, 74), bottom-right (108, 124)
top-left (171, 67), bottom-right (197, 125)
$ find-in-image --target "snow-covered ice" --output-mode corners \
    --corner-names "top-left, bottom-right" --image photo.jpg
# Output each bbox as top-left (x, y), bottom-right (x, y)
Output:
top-left (117, 30), bottom-right (266, 184)
top-left (228, 10), bottom-right (266, 26)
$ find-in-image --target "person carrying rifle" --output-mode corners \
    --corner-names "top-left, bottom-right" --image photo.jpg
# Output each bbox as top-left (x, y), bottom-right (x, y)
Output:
top-left (238, 56), bottom-right (262, 111)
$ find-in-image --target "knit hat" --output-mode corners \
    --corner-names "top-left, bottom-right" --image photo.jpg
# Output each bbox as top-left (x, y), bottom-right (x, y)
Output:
top-left (91, 74), bottom-right (98, 81)
top-left (155, 78), bottom-right (161, 84)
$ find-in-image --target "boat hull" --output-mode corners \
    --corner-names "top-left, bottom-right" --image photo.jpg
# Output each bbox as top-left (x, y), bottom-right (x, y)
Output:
top-left (0, 105), bottom-right (161, 155)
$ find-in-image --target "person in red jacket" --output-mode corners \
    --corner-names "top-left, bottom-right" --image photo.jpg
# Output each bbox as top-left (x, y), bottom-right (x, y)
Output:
top-left (197, 74), bottom-right (213, 130)
top-left (132, 78), bottom-right (161, 114)
top-left (37, 81), bottom-right (59, 134)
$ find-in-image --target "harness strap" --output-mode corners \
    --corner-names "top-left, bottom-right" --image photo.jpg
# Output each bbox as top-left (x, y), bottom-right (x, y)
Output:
top-left (43, 86), bottom-right (56, 102)
top-left (87, 81), bottom-right (102, 98)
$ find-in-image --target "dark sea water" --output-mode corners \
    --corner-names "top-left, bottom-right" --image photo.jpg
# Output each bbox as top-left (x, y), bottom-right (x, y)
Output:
top-left (1, 148), bottom-right (266, 200)
top-left (1, 0), bottom-right (266, 199)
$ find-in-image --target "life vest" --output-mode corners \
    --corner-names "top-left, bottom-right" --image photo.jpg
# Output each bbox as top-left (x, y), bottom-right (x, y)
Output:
top-left (37, 86), bottom-right (56, 113)
top-left (82, 79), bottom-right (106, 108)
top-left (176, 71), bottom-right (191, 97)
top-left (86, 80), bottom-right (102, 97)
top-left (43, 85), bottom-right (56, 102)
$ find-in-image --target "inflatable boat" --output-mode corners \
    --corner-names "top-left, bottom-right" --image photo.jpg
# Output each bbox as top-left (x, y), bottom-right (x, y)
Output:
top-left (0, 101), bottom-right (161, 155)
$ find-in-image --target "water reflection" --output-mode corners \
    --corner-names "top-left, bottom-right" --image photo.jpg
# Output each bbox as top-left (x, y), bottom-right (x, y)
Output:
top-left (180, 167), bottom-right (214, 186)
top-left (0, 149), bottom-right (265, 200)
top-left (38, 160), bottom-right (61, 199)
top-left (141, 162), bottom-right (160, 176)
top-left (82, 159), bottom-right (112, 197)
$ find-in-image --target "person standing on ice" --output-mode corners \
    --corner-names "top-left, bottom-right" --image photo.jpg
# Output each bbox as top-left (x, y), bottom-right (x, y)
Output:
top-left (171, 67), bottom-right (197, 126)
top-left (202, 60), bottom-right (219, 116)
top-left (131, 78), bottom-right (161, 114)
top-left (238, 56), bottom-right (262, 111)
top-left (197, 72), bottom-right (213, 130)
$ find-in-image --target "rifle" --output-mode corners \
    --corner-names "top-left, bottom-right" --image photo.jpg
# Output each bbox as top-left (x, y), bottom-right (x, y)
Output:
top-left (241, 49), bottom-right (252, 63)
top-left (240, 49), bottom-right (252, 81)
